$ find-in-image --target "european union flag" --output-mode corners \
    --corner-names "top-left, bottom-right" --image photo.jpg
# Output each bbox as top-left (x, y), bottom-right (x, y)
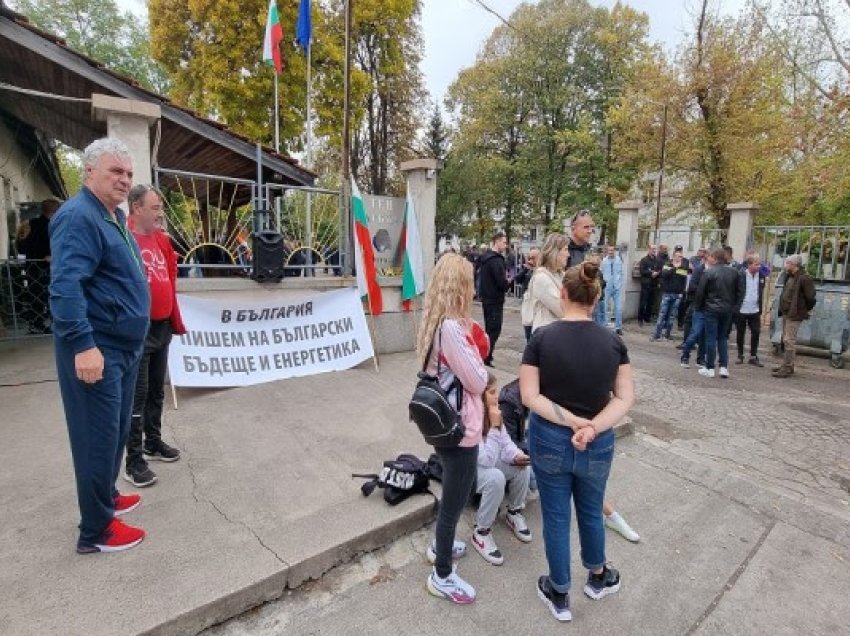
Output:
top-left (296, 0), bottom-right (312, 52)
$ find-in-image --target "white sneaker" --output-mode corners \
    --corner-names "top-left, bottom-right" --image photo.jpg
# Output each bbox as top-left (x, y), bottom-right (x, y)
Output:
top-left (719, 367), bottom-right (729, 378)
top-left (472, 527), bottom-right (504, 565)
top-left (505, 509), bottom-right (532, 543)
top-left (426, 566), bottom-right (476, 604)
top-left (426, 539), bottom-right (467, 564)
top-left (604, 511), bottom-right (640, 542)
top-left (698, 367), bottom-right (716, 378)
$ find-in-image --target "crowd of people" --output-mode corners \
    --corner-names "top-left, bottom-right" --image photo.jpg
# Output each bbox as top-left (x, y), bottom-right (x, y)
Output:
top-left (418, 211), bottom-right (640, 623)
top-left (638, 242), bottom-right (817, 379)
top-left (418, 210), bottom-right (816, 623)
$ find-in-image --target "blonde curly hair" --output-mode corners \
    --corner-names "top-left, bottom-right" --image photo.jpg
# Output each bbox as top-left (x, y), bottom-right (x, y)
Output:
top-left (416, 253), bottom-right (474, 366)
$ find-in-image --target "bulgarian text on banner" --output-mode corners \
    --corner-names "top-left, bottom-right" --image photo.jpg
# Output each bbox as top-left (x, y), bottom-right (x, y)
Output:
top-left (167, 287), bottom-right (374, 387)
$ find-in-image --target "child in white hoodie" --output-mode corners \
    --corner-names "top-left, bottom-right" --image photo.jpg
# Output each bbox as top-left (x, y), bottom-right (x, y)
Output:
top-left (472, 373), bottom-right (532, 565)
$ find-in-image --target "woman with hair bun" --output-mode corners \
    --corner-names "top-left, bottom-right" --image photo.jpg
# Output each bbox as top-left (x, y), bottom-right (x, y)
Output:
top-left (519, 261), bottom-right (635, 623)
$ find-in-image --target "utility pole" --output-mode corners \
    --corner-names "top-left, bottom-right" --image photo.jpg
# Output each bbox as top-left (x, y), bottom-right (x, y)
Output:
top-left (654, 103), bottom-right (668, 243)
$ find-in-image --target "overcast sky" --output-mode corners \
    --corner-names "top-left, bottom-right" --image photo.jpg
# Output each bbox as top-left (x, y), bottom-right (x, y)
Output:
top-left (117, 0), bottom-right (748, 103)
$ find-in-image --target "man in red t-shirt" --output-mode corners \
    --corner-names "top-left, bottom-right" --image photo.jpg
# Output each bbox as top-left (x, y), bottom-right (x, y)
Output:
top-left (124, 185), bottom-right (186, 487)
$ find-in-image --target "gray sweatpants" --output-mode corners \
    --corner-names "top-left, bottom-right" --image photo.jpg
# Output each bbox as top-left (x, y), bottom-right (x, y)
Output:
top-left (475, 461), bottom-right (530, 529)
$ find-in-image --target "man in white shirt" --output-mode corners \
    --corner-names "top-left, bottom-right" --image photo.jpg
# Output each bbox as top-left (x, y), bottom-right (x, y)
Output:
top-left (735, 253), bottom-right (766, 367)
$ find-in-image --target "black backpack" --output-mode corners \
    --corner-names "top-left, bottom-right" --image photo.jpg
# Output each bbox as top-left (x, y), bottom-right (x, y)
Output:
top-left (353, 454), bottom-right (437, 507)
top-left (408, 330), bottom-right (465, 448)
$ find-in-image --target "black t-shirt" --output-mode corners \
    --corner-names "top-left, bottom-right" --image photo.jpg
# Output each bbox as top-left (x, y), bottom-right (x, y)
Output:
top-left (522, 320), bottom-right (629, 420)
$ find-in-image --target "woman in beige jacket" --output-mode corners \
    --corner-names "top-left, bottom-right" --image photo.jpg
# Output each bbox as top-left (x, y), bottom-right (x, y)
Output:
top-left (528, 233), bottom-right (569, 333)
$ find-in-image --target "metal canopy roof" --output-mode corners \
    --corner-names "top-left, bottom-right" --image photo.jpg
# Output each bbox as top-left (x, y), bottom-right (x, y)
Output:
top-left (0, 3), bottom-right (315, 190)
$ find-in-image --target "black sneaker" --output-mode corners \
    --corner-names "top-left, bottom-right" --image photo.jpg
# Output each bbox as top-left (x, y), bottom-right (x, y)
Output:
top-left (144, 440), bottom-right (181, 463)
top-left (748, 356), bottom-right (764, 368)
top-left (584, 565), bottom-right (621, 600)
top-left (124, 461), bottom-right (157, 487)
top-left (537, 576), bottom-right (571, 622)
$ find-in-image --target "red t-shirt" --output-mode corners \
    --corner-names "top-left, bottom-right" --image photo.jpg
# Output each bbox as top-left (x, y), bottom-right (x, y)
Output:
top-left (133, 231), bottom-right (174, 320)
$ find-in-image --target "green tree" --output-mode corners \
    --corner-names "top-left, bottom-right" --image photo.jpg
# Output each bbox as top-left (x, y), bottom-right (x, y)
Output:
top-left (423, 102), bottom-right (449, 161)
top-left (344, 0), bottom-right (427, 195)
top-left (445, 0), bottom-right (651, 241)
top-left (12, 0), bottom-right (169, 92)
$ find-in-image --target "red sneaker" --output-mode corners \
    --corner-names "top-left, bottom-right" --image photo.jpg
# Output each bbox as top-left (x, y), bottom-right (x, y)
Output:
top-left (114, 492), bottom-right (141, 516)
top-left (77, 518), bottom-right (146, 554)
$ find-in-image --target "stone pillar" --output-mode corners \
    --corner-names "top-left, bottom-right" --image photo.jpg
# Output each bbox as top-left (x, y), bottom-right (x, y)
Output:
top-left (615, 200), bottom-right (642, 321)
top-left (92, 94), bottom-right (161, 188)
top-left (400, 158), bottom-right (438, 283)
top-left (726, 202), bottom-right (757, 263)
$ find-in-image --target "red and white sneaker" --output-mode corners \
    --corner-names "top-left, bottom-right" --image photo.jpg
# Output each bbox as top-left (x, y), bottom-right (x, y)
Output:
top-left (76, 518), bottom-right (146, 554)
top-left (114, 492), bottom-right (141, 517)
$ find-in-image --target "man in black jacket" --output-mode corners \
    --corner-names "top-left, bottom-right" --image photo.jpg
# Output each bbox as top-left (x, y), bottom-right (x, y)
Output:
top-left (18, 199), bottom-right (60, 333)
top-left (638, 245), bottom-right (660, 326)
top-left (694, 247), bottom-right (745, 379)
top-left (478, 231), bottom-right (509, 366)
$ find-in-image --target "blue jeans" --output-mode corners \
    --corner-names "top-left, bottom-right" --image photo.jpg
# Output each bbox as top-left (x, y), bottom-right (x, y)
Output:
top-left (704, 311), bottom-right (732, 370)
top-left (654, 293), bottom-right (681, 338)
top-left (681, 310), bottom-right (705, 362)
top-left (528, 413), bottom-right (614, 594)
top-left (603, 286), bottom-right (622, 330)
top-left (593, 299), bottom-right (607, 326)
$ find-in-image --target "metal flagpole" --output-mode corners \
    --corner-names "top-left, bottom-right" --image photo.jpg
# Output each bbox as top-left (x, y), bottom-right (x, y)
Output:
top-left (305, 41), bottom-right (314, 274)
top-left (274, 73), bottom-right (280, 153)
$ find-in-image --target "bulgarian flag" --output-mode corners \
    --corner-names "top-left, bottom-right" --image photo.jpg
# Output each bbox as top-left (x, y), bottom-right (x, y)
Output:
top-left (400, 193), bottom-right (425, 311)
top-left (352, 179), bottom-right (383, 316)
top-left (262, 0), bottom-right (283, 74)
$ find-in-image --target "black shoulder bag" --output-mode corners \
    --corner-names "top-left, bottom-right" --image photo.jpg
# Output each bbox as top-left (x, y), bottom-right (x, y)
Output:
top-left (408, 330), bottom-right (465, 448)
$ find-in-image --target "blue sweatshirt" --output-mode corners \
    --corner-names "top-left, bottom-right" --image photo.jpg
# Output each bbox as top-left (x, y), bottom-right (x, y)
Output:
top-left (49, 187), bottom-right (150, 354)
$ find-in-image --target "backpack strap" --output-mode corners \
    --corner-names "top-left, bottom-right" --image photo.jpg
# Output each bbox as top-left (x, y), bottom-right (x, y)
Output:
top-left (352, 472), bottom-right (380, 497)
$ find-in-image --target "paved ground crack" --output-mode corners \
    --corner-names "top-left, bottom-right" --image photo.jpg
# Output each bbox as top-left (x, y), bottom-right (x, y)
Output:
top-left (684, 519), bottom-right (776, 635)
top-left (168, 421), bottom-right (289, 567)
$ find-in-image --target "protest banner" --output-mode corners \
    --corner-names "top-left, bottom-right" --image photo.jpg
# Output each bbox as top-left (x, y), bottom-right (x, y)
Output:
top-left (168, 287), bottom-right (375, 387)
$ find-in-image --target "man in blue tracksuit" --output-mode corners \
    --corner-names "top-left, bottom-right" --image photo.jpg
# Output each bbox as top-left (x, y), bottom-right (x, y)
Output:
top-left (50, 138), bottom-right (151, 554)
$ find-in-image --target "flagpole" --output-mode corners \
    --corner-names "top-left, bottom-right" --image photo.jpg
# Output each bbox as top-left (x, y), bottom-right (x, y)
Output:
top-left (274, 73), bottom-right (280, 153)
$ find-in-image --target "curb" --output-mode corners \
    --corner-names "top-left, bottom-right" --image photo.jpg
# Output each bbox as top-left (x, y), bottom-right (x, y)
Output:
top-left (143, 499), bottom-right (437, 636)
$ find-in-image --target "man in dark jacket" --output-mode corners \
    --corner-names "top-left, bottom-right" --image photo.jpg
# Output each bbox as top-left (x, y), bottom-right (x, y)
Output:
top-left (477, 231), bottom-right (509, 366)
top-left (50, 138), bottom-right (150, 554)
top-left (694, 247), bottom-right (745, 378)
top-left (18, 198), bottom-right (60, 333)
top-left (773, 255), bottom-right (817, 378)
top-left (734, 252), bottom-right (768, 367)
top-left (651, 248), bottom-right (688, 341)
top-left (566, 209), bottom-right (594, 267)
top-left (638, 245), bottom-right (660, 326)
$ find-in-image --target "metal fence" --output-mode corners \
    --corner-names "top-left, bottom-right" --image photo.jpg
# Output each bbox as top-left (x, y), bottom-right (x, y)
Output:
top-left (154, 168), bottom-right (347, 278)
top-left (0, 259), bottom-right (51, 340)
top-left (751, 225), bottom-right (849, 281)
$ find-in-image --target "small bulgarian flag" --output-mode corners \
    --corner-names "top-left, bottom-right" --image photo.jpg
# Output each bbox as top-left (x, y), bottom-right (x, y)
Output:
top-left (351, 179), bottom-right (383, 316)
top-left (262, 0), bottom-right (283, 74)
top-left (400, 193), bottom-right (425, 311)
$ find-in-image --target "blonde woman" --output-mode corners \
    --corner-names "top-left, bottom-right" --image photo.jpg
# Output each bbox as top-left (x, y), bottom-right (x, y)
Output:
top-left (528, 233), bottom-right (569, 333)
top-left (417, 253), bottom-right (489, 605)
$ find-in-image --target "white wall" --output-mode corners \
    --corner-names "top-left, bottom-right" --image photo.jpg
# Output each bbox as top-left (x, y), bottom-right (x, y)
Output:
top-left (0, 121), bottom-right (56, 260)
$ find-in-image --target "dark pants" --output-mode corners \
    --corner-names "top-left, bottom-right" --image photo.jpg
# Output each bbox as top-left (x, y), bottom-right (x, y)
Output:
top-left (127, 320), bottom-right (173, 468)
top-left (735, 312), bottom-right (761, 359)
top-left (481, 301), bottom-right (504, 364)
top-left (682, 299), bottom-right (705, 364)
top-left (638, 284), bottom-right (655, 324)
top-left (704, 310), bottom-right (733, 370)
top-left (55, 339), bottom-right (142, 542)
top-left (434, 445), bottom-right (478, 578)
top-left (23, 261), bottom-right (50, 330)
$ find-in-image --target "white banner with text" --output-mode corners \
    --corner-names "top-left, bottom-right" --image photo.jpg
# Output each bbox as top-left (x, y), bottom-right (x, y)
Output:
top-left (168, 288), bottom-right (375, 387)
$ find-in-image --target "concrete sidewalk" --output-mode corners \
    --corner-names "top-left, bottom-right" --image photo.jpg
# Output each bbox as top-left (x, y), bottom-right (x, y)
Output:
top-left (0, 339), bottom-right (517, 636)
top-left (206, 435), bottom-right (850, 635)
